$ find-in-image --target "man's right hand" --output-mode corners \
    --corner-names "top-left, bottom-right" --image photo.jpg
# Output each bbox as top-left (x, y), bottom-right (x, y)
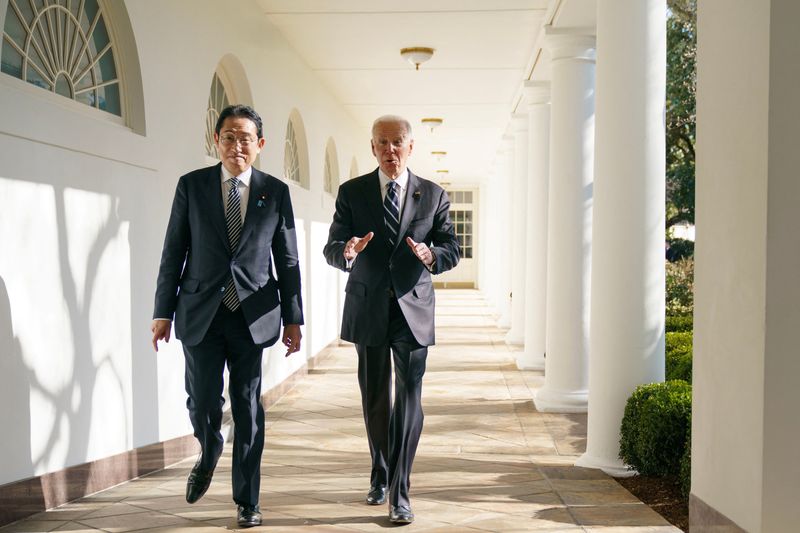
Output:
top-left (151, 319), bottom-right (171, 352)
top-left (344, 232), bottom-right (374, 261)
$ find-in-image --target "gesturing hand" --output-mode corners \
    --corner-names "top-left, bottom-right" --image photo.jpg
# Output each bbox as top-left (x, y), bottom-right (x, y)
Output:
top-left (406, 237), bottom-right (435, 266)
top-left (344, 232), bottom-right (374, 261)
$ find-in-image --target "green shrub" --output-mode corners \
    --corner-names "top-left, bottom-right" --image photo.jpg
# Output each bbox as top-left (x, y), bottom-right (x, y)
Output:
top-left (666, 237), bottom-right (694, 262)
top-left (619, 380), bottom-right (692, 476)
top-left (680, 429), bottom-right (691, 499)
top-left (666, 257), bottom-right (694, 316)
top-left (665, 314), bottom-right (693, 332)
top-left (666, 331), bottom-right (693, 383)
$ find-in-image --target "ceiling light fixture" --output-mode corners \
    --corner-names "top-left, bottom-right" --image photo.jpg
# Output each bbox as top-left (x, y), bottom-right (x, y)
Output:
top-left (421, 117), bottom-right (443, 132)
top-left (400, 47), bottom-right (435, 70)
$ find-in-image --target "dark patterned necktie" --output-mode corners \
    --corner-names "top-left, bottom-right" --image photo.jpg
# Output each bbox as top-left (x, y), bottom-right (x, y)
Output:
top-left (384, 181), bottom-right (400, 247)
top-left (222, 177), bottom-right (242, 311)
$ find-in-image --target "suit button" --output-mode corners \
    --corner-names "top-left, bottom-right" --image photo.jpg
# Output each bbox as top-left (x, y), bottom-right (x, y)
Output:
top-left (220, 286), bottom-right (225, 292)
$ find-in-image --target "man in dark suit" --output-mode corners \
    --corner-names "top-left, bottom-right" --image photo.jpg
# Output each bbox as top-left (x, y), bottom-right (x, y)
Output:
top-left (151, 105), bottom-right (303, 528)
top-left (323, 115), bottom-right (460, 524)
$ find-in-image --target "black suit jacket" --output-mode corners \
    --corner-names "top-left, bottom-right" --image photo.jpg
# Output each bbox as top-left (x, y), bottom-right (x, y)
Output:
top-left (154, 164), bottom-right (303, 347)
top-left (323, 169), bottom-right (460, 346)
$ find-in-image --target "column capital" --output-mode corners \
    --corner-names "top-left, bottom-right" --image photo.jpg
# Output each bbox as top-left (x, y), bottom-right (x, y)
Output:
top-left (544, 25), bottom-right (596, 62)
top-left (524, 80), bottom-right (551, 107)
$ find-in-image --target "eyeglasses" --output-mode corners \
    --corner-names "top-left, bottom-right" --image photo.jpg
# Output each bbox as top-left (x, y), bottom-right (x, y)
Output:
top-left (219, 133), bottom-right (258, 147)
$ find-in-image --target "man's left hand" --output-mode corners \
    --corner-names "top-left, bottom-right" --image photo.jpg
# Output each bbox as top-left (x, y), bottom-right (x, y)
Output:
top-left (406, 237), bottom-right (435, 266)
top-left (282, 324), bottom-right (302, 357)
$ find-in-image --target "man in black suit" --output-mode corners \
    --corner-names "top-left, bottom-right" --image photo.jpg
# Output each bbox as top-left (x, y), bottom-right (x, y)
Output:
top-left (323, 115), bottom-right (460, 524)
top-left (151, 105), bottom-right (303, 528)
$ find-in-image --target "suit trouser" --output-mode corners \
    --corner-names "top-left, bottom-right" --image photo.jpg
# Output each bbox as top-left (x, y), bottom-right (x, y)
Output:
top-left (183, 304), bottom-right (264, 507)
top-left (356, 298), bottom-right (428, 508)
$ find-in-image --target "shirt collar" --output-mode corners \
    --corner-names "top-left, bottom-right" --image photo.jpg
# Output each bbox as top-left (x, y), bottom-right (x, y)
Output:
top-left (378, 168), bottom-right (409, 191)
top-left (221, 164), bottom-right (252, 187)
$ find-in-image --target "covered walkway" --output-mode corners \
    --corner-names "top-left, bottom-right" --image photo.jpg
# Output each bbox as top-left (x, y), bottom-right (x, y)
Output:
top-left (2, 291), bottom-right (676, 532)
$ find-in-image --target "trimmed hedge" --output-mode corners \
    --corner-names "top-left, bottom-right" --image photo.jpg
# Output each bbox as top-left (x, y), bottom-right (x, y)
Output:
top-left (665, 314), bottom-right (693, 332)
top-left (666, 331), bottom-right (693, 383)
top-left (619, 380), bottom-right (692, 476)
top-left (680, 429), bottom-right (691, 499)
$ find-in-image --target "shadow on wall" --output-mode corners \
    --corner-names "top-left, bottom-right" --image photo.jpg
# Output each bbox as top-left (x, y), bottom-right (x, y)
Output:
top-left (0, 184), bottom-right (131, 519)
top-left (0, 275), bottom-right (36, 500)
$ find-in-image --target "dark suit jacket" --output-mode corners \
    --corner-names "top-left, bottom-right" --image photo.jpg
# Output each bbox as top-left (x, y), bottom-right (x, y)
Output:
top-left (154, 163), bottom-right (303, 347)
top-left (323, 169), bottom-right (460, 346)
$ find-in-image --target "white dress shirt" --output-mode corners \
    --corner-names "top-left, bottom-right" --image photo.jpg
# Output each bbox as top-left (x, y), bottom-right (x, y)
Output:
top-left (221, 165), bottom-right (252, 221)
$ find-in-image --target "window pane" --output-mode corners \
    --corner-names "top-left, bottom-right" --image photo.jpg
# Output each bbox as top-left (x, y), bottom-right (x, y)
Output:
top-left (75, 87), bottom-right (95, 107)
top-left (1, 41), bottom-right (23, 77)
top-left (4, 4), bottom-right (27, 49)
top-left (464, 191), bottom-right (473, 203)
top-left (15, 0), bottom-right (35, 26)
top-left (95, 46), bottom-right (115, 81)
top-left (465, 211), bottom-right (472, 222)
top-left (55, 74), bottom-right (71, 97)
top-left (90, 16), bottom-right (109, 55)
top-left (73, 52), bottom-right (92, 90)
top-left (81, 0), bottom-right (99, 32)
top-left (97, 82), bottom-right (120, 115)
top-left (26, 63), bottom-right (50, 89)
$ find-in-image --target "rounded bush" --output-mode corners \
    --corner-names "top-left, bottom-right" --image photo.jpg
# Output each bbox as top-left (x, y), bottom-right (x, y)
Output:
top-left (619, 380), bottom-right (692, 476)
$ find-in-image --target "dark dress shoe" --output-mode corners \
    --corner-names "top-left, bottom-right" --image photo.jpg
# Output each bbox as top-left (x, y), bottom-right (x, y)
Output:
top-left (389, 505), bottom-right (414, 524)
top-left (366, 485), bottom-right (387, 505)
top-left (185, 462), bottom-right (214, 504)
top-left (237, 504), bottom-right (262, 527)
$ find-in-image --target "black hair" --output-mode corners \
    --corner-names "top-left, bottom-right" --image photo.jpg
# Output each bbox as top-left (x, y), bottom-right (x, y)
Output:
top-left (215, 104), bottom-right (264, 139)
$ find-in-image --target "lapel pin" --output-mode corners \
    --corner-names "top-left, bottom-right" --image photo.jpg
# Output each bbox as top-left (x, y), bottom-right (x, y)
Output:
top-left (413, 190), bottom-right (421, 200)
top-left (257, 194), bottom-right (267, 208)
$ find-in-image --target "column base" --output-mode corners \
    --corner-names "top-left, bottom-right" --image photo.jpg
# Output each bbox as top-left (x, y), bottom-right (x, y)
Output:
top-left (574, 452), bottom-right (634, 477)
top-left (515, 349), bottom-right (545, 370)
top-left (533, 387), bottom-right (588, 413)
top-left (505, 328), bottom-right (524, 345)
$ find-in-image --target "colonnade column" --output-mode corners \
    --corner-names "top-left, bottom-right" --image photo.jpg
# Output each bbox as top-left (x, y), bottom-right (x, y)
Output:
top-left (517, 81), bottom-right (550, 370)
top-left (495, 135), bottom-right (515, 328)
top-left (505, 114), bottom-right (528, 345)
top-left (576, 0), bottom-right (666, 474)
top-left (534, 27), bottom-right (596, 413)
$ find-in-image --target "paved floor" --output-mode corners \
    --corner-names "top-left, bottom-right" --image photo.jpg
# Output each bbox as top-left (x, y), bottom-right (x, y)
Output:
top-left (3, 290), bottom-right (679, 532)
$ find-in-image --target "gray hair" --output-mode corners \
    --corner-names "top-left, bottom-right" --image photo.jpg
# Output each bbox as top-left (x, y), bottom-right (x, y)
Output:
top-left (372, 115), bottom-right (413, 140)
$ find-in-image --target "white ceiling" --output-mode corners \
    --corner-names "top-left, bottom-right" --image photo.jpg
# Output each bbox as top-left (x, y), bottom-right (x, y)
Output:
top-left (257, 0), bottom-right (553, 187)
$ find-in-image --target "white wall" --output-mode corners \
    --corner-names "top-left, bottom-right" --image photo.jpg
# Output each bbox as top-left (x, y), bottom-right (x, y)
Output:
top-left (0, 0), bottom-right (371, 486)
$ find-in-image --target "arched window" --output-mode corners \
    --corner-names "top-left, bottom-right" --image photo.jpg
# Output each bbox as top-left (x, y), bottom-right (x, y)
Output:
top-left (1, 0), bottom-right (122, 116)
top-left (283, 109), bottom-right (309, 188)
top-left (349, 156), bottom-right (359, 180)
top-left (323, 138), bottom-right (339, 194)
top-left (204, 72), bottom-right (230, 159)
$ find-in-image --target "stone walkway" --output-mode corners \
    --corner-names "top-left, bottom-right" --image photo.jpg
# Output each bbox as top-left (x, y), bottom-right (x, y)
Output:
top-left (3, 290), bottom-right (678, 532)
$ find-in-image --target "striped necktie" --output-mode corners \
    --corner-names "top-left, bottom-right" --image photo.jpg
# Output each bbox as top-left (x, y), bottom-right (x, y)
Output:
top-left (222, 177), bottom-right (242, 311)
top-left (383, 181), bottom-right (400, 247)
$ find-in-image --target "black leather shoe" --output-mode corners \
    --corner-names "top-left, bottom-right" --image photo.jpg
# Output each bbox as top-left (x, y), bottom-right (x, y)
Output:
top-left (185, 461), bottom-right (214, 504)
top-left (237, 504), bottom-right (262, 527)
top-left (366, 485), bottom-right (387, 505)
top-left (389, 505), bottom-right (414, 524)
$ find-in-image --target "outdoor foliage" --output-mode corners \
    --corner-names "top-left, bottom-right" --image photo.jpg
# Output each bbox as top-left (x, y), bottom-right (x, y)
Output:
top-left (680, 430), bottom-right (692, 499)
top-left (666, 237), bottom-right (694, 262)
top-left (666, 332), bottom-right (693, 383)
top-left (620, 380), bottom-right (693, 477)
top-left (666, 257), bottom-right (694, 316)
top-left (666, 315), bottom-right (693, 333)
top-left (666, 0), bottom-right (697, 230)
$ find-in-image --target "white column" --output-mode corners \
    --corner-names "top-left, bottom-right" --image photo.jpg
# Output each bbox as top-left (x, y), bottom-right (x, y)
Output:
top-left (534, 27), bottom-right (596, 413)
top-left (506, 113), bottom-right (529, 345)
top-left (517, 82), bottom-right (550, 370)
top-left (575, 0), bottom-right (666, 475)
top-left (496, 135), bottom-right (515, 328)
